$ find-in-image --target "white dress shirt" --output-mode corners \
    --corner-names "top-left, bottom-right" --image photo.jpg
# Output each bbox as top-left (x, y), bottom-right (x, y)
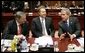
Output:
top-left (67, 18), bottom-right (69, 27)
top-left (39, 17), bottom-right (48, 36)
top-left (16, 20), bottom-right (21, 35)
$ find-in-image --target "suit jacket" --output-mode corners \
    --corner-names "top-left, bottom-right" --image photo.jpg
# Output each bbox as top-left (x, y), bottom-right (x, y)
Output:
top-left (31, 17), bottom-right (54, 38)
top-left (2, 19), bottom-right (29, 39)
top-left (58, 17), bottom-right (81, 38)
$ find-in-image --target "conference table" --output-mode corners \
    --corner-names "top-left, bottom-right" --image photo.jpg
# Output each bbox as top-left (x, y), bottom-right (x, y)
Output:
top-left (1, 37), bottom-right (81, 52)
top-left (27, 37), bottom-right (80, 52)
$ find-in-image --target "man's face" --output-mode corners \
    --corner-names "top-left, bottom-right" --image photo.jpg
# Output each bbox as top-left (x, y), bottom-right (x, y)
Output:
top-left (39, 8), bottom-right (46, 18)
top-left (61, 11), bottom-right (69, 21)
top-left (18, 14), bottom-right (26, 24)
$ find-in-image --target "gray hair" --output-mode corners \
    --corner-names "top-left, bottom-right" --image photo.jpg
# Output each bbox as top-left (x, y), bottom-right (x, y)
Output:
top-left (15, 11), bottom-right (25, 19)
top-left (61, 8), bottom-right (71, 16)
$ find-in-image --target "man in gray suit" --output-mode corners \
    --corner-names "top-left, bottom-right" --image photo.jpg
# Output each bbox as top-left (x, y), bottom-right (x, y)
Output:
top-left (31, 5), bottom-right (54, 38)
top-left (58, 8), bottom-right (81, 41)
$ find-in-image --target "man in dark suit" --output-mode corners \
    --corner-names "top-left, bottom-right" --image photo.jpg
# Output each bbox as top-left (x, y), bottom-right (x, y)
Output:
top-left (2, 11), bottom-right (29, 40)
top-left (31, 5), bottom-right (54, 38)
top-left (58, 8), bottom-right (81, 41)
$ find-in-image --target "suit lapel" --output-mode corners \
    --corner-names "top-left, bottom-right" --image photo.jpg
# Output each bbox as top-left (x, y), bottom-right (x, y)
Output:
top-left (21, 24), bottom-right (24, 34)
top-left (37, 17), bottom-right (42, 31)
top-left (67, 17), bottom-right (74, 34)
top-left (13, 19), bottom-right (17, 34)
top-left (61, 21), bottom-right (65, 29)
top-left (45, 17), bottom-right (48, 30)
top-left (69, 17), bottom-right (73, 30)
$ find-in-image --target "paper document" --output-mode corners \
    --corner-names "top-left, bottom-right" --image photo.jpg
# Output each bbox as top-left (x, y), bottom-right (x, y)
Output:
top-left (77, 37), bottom-right (84, 46)
top-left (34, 36), bottom-right (53, 46)
top-left (1, 39), bottom-right (12, 47)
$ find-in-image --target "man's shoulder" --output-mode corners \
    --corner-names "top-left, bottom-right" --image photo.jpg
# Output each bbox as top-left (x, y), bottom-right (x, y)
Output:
top-left (7, 19), bottom-right (15, 25)
top-left (46, 17), bottom-right (52, 19)
top-left (58, 21), bottom-right (63, 25)
top-left (32, 17), bottom-right (39, 21)
top-left (5, 19), bottom-right (16, 28)
top-left (70, 16), bottom-right (78, 20)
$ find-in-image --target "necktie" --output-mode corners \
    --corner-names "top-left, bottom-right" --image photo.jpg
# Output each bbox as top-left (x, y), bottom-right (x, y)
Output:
top-left (64, 21), bottom-right (69, 32)
top-left (42, 18), bottom-right (45, 35)
top-left (17, 24), bottom-right (22, 35)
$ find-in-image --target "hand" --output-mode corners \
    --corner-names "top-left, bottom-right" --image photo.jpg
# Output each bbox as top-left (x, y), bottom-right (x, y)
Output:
top-left (54, 35), bottom-right (59, 38)
top-left (28, 30), bottom-right (33, 38)
top-left (7, 47), bottom-right (12, 52)
top-left (70, 35), bottom-right (74, 41)
top-left (54, 31), bottom-right (59, 38)
top-left (68, 33), bottom-right (76, 41)
top-left (68, 32), bottom-right (74, 41)
top-left (81, 30), bottom-right (84, 37)
top-left (17, 34), bottom-right (26, 40)
top-left (59, 33), bottom-right (65, 40)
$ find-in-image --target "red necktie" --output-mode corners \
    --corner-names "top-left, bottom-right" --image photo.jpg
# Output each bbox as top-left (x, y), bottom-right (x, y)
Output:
top-left (17, 24), bottom-right (22, 35)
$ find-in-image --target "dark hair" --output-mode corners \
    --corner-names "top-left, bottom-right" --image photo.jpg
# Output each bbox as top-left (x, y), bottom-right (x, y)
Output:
top-left (37, 5), bottom-right (45, 12)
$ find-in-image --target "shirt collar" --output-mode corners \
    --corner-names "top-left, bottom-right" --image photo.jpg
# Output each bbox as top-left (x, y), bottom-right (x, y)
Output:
top-left (39, 16), bottom-right (45, 22)
top-left (16, 20), bottom-right (20, 26)
top-left (67, 18), bottom-right (69, 23)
